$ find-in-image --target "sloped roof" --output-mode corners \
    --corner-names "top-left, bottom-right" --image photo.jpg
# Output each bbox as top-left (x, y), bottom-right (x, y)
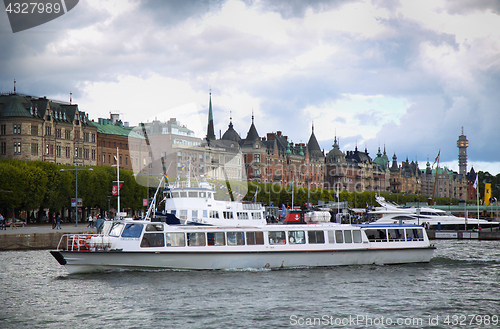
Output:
top-left (0, 94), bottom-right (32, 118)
top-left (221, 120), bottom-right (241, 143)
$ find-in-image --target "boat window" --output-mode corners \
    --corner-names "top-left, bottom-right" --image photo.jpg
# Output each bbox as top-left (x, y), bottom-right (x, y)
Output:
top-left (406, 228), bottom-right (424, 241)
top-left (237, 212), bottom-right (249, 220)
top-left (109, 223), bottom-right (124, 237)
top-left (327, 231), bottom-right (335, 244)
top-left (252, 212), bottom-right (262, 219)
top-left (192, 210), bottom-right (198, 219)
top-left (269, 231), bottom-right (286, 244)
top-left (365, 229), bottom-right (388, 242)
top-left (203, 210), bottom-right (208, 218)
top-left (207, 232), bottom-right (225, 246)
top-left (223, 211), bottom-right (234, 219)
top-left (207, 192), bottom-right (212, 198)
top-left (146, 224), bottom-right (164, 231)
top-left (288, 231), bottom-right (305, 244)
top-left (121, 224), bottom-right (144, 238)
top-left (343, 230), bottom-right (352, 243)
top-left (188, 191), bottom-right (197, 198)
top-left (180, 192), bottom-right (187, 198)
top-left (199, 192), bottom-right (206, 198)
top-left (171, 192), bottom-right (180, 198)
top-left (187, 232), bottom-right (206, 246)
top-left (140, 233), bottom-right (164, 247)
top-left (166, 232), bottom-right (185, 247)
top-left (179, 210), bottom-right (188, 220)
top-left (308, 231), bottom-right (325, 244)
top-left (227, 232), bottom-right (245, 245)
top-left (388, 229), bottom-right (404, 241)
top-left (246, 232), bottom-right (264, 245)
top-left (209, 211), bottom-right (219, 219)
top-left (352, 230), bottom-right (362, 243)
top-left (335, 230), bottom-right (343, 243)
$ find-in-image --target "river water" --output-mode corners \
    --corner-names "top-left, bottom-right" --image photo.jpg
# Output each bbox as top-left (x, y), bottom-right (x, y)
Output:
top-left (0, 240), bottom-right (499, 328)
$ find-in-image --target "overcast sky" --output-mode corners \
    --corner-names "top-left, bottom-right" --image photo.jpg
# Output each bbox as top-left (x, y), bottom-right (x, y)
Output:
top-left (1, 0), bottom-right (500, 174)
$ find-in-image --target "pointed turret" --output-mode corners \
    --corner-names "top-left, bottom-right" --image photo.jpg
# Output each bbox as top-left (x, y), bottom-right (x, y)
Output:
top-left (206, 92), bottom-right (216, 141)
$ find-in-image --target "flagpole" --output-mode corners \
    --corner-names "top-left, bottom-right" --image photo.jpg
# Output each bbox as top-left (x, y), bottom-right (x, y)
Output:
top-left (117, 147), bottom-right (120, 216)
top-left (476, 180), bottom-right (480, 229)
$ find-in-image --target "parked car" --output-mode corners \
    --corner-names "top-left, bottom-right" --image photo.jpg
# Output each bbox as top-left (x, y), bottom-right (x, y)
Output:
top-left (6, 218), bottom-right (26, 228)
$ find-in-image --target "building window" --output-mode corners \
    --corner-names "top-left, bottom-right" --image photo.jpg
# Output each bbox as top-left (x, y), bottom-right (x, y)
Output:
top-left (0, 124), bottom-right (6, 135)
top-left (102, 154), bottom-right (105, 163)
top-left (56, 145), bottom-right (61, 157)
top-left (84, 148), bottom-right (90, 159)
top-left (14, 142), bottom-right (21, 154)
top-left (31, 143), bottom-right (38, 156)
top-left (91, 134), bottom-right (96, 143)
top-left (13, 124), bottom-right (21, 134)
top-left (55, 128), bottom-right (61, 138)
top-left (65, 147), bottom-right (71, 158)
top-left (45, 126), bottom-right (51, 136)
top-left (75, 131), bottom-right (80, 139)
top-left (84, 132), bottom-right (89, 142)
top-left (0, 142), bottom-right (6, 154)
top-left (31, 125), bottom-right (38, 136)
top-left (92, 149), bottom-right (96, 160)
top-left (65, 130), bottom-right (71, 139)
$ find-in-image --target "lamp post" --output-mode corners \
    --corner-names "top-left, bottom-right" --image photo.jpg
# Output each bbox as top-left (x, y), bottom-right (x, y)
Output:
top-left (60, 167), bottom-right (93, 226)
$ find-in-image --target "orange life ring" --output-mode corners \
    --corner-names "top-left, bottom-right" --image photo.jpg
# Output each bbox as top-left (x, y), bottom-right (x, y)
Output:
top-left (72, 236), bottom-right (86, 250)
top-left (84, 236), bottom-right (92, 249)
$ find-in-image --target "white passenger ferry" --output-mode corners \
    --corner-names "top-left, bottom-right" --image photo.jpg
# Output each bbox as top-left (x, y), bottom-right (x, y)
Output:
top-left (50, 219), bottom-right (435, 274)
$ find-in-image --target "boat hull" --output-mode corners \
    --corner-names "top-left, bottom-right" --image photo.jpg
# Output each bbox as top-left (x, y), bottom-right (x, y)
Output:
top-left (52, 247), bottom-right (435, 274)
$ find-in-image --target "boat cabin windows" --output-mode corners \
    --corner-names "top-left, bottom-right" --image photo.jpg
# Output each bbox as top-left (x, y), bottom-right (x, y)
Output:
top-left (308, 231), bottom-right (325, 244)
top-left (252, 212), bottom-right (262, 220)
top-left (171, 192), bottom-right (180, 198)
top-left (327, 231), bottom-right (335, 244)
top-left (406, 228), bottom-right (424, 241)
top-left (388, 229), bottom-right (404, 241)
top-left (192, 210), bottom-right (198, 220)
top-left (352, 230), bottom-right (362, 243)
top-left (109, 223), bottom-right (125, 237)
top-left (223, 211), bottom-right (234, 219)
top-left (180, 192), bottom-right (187, 198)
top-left (269, 231), bottom-right (286, 245)
top-left (187, 232), bottom-right (206, 246)
top-left (207, 232), bottom-right (225, 246)
top-left (335, 230), bottom-right (344, 243)
top-left (237, 212), bottom-right (249, 220)
top-left (146, 224), bottom-right (164, 231)
top-left (166, 232), bottom-right (185, 247)
top-left (199, 192), bottom-right (206, 198)
top-left (188, 191), bottom-right (198, 198)
top-left (121, 225), bottom-right (144, 239)
top-left (141, 233), bottom-right (164, 247)
top-left (246, 231), bottom-right (264, 245)
top-left (207, 192), bottom-right (212, 199)
top-left (365, 229), bottom-right (387, 242)
top-left (288, 231), bottom-right (305, 244)
top-left (179, 210), bottom-right (188, 220)
top-left (209, 210), bottom-right (219, 219)
top-left (343, 230), bottom-right (352, 243)
top-left (227, 232), bottom-right (245, 245)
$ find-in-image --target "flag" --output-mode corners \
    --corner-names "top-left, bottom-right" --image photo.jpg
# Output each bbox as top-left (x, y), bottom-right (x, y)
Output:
top-left (288, 178), bottom-right (294, 192)
top-left (164, 173), bottom-right (168, 182)
top-left (281, 204), bottom-right (286, 217)
top-left (433, 150), bottom-right (440, 167)
top-left (336, 184), bottom-right (339, 199)
top-left (251, 189), bottom-right (258, 202)
top-left (473, 175), bottom-right (478, 190)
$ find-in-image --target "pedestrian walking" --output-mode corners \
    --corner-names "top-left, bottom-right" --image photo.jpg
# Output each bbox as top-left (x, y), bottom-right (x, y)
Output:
top-left (0, 213), bottom-right (5, 230)
top-left (87, 215), bottom-right (93, 228)
top-left (56, 215), bottom-right (61, 229)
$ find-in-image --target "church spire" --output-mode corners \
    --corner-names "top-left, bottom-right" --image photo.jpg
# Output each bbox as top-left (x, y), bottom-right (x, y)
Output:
top-left (206, 90), bottom-right (216, 141)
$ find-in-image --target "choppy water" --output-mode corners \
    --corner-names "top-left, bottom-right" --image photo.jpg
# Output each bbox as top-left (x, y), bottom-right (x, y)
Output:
top-left (1, 240), bottom-right (499, 328)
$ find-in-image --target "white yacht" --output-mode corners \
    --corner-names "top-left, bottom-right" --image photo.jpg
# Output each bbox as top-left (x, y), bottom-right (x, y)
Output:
top-left (371, 196), bottom-right (498, 230)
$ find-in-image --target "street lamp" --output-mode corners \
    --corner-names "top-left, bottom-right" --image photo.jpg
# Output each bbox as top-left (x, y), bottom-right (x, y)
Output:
top-left (60, 167), bottom-right (93, 226)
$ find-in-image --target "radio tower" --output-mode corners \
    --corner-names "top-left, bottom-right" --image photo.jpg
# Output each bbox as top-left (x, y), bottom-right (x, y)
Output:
top-left (457, 127), bottom-right (468, 175)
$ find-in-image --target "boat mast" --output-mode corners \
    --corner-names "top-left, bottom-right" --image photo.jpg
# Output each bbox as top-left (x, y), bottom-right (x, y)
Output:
top-left (430, 150), bottom-right (440, 206)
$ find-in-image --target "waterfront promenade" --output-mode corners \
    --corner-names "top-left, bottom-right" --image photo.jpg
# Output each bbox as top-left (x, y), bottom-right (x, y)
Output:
top-left (0, 223), bottom-right (95, 250)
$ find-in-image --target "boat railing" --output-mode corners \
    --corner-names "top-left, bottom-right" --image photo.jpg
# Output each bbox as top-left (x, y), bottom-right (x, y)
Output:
top-left (57, 234), bottom-right (112, 252)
